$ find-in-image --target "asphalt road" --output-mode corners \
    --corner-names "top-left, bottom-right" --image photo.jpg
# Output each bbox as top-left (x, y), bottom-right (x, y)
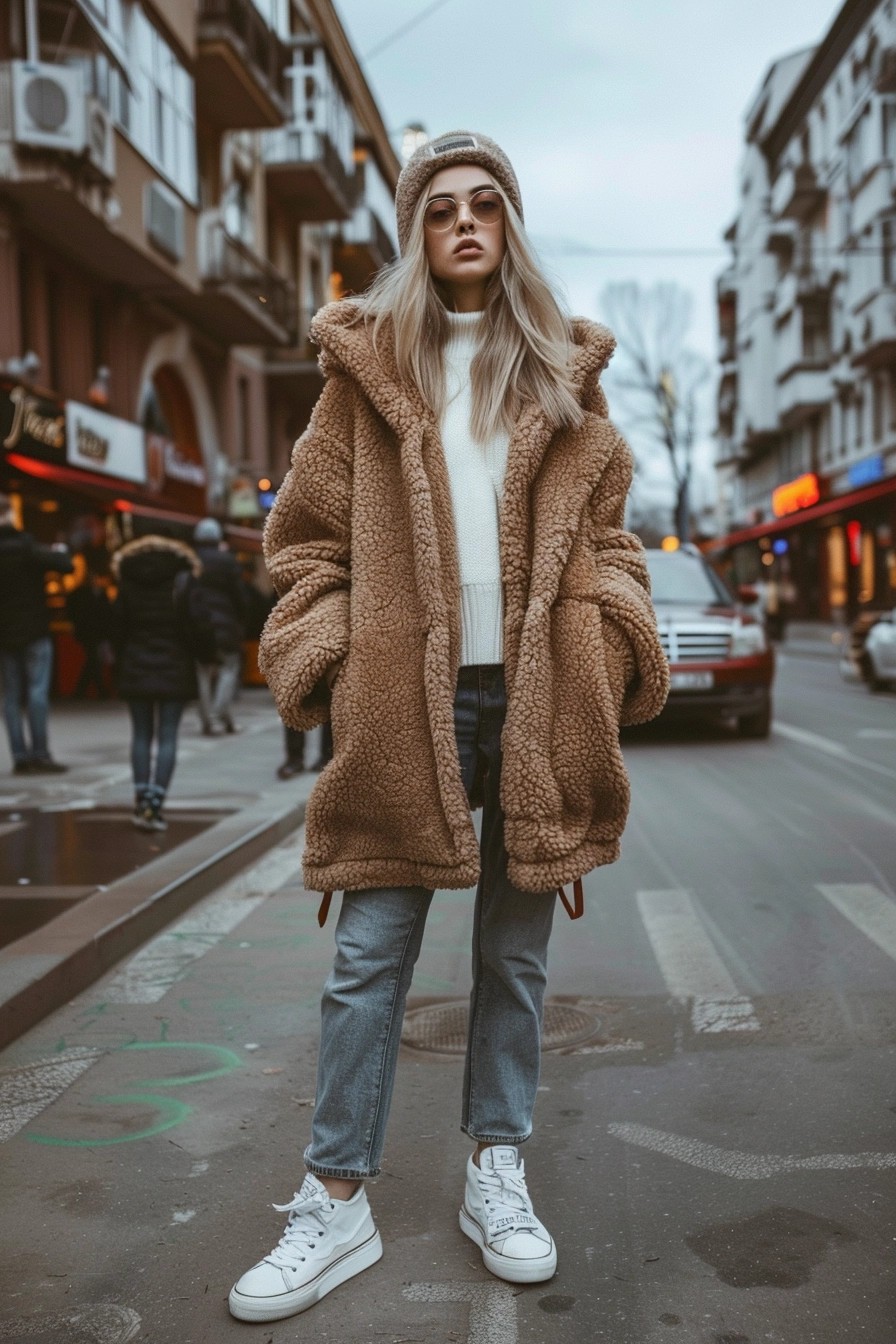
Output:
top-left (0, 651), bottom-right (894, 1344)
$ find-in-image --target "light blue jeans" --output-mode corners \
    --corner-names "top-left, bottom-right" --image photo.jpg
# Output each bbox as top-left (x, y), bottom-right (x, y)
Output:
top-left (305, 664), bottom-right (556, 1179)
top-left (0, 636), bottom-right (54, 765)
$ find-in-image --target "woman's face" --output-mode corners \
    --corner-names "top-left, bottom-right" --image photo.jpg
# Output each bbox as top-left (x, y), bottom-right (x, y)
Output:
top-left (422, 164), bottom-right (506, 312)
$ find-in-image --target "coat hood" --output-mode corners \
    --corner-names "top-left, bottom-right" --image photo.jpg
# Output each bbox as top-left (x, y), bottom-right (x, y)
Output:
top-left (308, 300), bottom-right (617, 430)
top-left (112, 535), bottom-right (200, 585)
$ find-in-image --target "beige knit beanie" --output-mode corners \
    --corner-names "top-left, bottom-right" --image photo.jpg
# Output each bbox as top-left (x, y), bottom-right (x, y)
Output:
top-left (395, 130), bottom-right (523, 254)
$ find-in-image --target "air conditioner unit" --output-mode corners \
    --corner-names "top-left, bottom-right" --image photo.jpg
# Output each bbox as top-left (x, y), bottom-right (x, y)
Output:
top-left (145, 179), bottom-right (185, 262)
top-left (85, 96), bottom-right (115, 180)
top-left (11, 61), bottom-right (85, 152)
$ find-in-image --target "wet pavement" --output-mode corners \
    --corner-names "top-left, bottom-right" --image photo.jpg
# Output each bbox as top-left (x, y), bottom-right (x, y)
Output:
top-left (0, 806), bottom-right (227, 949)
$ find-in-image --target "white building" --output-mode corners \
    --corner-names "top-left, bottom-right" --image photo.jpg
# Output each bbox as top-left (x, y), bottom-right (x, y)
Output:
top-left (714, 0), bottom-right (896, 621)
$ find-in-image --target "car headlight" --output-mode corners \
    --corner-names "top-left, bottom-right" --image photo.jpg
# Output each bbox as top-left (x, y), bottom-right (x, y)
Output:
top-left (730, 619), bottom-right (767, 658)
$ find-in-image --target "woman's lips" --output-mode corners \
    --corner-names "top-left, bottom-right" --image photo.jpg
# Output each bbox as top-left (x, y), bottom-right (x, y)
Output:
top-left (454, 241), bottom-right (483, 255)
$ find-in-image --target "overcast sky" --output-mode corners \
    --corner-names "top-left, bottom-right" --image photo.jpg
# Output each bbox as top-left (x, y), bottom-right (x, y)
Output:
top-left (332, 0), bottom-right (843, 513)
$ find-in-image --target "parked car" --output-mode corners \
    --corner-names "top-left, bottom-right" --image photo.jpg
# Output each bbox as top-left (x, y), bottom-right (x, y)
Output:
top-left (839, 609), bottom-right (894, 691)
top-left (644, 546), bottom-right (775, 738)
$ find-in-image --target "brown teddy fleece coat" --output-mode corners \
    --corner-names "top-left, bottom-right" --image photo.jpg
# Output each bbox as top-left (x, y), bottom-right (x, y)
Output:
top-left (260, 301), bottom-right (669, 896)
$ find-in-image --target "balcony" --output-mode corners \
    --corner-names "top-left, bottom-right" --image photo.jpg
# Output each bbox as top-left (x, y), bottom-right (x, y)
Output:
top-left (776, 362), bottom-right (832, 426)
top-left (263, 127), bottom-right (356, 222)
top-left (851, 288), bottom-right (896, 368)
top-left (193, 210), bottom-right (295, 345)
top-left (196, 0), bottom-right (288, 129)
top-left (334, 205), bottom-right (397, 291)
top-left (765, 218), bottom-right (797, 255)
top-left (771, 162), bottom-right (826, 222)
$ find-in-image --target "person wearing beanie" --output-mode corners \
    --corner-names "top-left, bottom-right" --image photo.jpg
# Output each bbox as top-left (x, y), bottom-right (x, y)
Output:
top-left (231, 131), bottom-right (668, 1321)
top-left (190, 517), bottom-right (247, 735)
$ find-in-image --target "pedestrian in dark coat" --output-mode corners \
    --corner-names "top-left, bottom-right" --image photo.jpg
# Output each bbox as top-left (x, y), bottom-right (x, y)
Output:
top-left (67, 568), bottom-right (114, 698)
top-left (191, 517), bottom-right (246, 735)
top-left (0, 493), bottom-right (72, 774)
top-left (111, 534), bottom-right (200, 830)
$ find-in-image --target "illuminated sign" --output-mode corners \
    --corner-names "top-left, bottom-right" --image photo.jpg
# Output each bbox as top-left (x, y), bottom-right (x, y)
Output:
top-left (772, 472), bottom-right (820, 518)
top-left (65, 402), bottom-right (146, 484)
top-left (847, 454), bottom-right (885, 489)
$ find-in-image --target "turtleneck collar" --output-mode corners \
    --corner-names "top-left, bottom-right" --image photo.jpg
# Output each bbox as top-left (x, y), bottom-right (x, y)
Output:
top-left (445, 308), bottom-right (483, 349)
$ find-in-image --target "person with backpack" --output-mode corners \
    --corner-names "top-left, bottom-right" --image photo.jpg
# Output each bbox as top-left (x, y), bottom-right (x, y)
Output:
top-left (189, 518), bottom-right (247, 735)
top-left (111, 532), bottom-right (200, 830)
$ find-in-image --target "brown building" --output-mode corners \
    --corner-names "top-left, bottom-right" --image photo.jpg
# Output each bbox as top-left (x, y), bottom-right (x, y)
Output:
top-left (0, 0), bottom-right (398, 679)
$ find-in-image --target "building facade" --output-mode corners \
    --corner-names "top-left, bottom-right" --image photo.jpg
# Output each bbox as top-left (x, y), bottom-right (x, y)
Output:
top-left (713, 0), bottom-right (896, 621)
top-left (0, 0), bottom-right (398, 686)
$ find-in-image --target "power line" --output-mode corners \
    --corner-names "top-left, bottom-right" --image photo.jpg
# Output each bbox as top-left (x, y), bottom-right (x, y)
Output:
top-left (533, 238), bottom-right (896, 258)
top-left (364, 0), bottom-right (457, 61)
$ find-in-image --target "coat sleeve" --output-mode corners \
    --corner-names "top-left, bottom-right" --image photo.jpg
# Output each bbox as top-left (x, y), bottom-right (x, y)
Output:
top-left (586, 435), bottom-right (670, 726)
top-left (258, 374), bottom-right (354, 730)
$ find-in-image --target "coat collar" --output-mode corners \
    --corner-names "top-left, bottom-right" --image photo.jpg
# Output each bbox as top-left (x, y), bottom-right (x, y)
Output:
top-left (308, 300), bottom-right (617, 439)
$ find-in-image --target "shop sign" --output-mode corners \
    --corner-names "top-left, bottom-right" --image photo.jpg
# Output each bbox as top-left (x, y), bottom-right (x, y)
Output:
top-left (66, 402), bottom-right (146, 484)
top-left (772, 472), bottom-right (821, 518)
top-left (1, 381), bottom-right (66, 462)
top-left (228, 476), bottom-right (261, 519)
top-left (145, 433), bottom-right (206, 492)
top-left (847, 454), bottom-right (886, 489)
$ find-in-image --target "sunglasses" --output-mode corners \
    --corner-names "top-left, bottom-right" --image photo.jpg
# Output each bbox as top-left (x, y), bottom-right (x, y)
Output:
top-left (423, 188), bottom-right (504, 232)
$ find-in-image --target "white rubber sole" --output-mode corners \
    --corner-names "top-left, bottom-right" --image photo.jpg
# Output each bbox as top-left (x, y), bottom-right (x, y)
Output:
top-left (459, 1206), bottom-right (557, 1284)
top-left (228, 1228), bottom-right (383, 1322)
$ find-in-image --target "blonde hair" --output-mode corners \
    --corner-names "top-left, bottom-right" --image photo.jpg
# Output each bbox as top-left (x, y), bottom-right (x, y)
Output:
top-left (352, 183), bottom-right (584, 442)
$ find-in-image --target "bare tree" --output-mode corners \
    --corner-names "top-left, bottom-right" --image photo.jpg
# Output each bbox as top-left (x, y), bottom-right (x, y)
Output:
top-left (600, 282), bottom-right (710, 542)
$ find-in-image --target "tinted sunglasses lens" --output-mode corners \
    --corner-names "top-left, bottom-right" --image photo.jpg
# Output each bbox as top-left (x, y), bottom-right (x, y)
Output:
top-left (424, 199), bottom-right (457, 230)
top-left (471, 190), bottom-right (503, 223)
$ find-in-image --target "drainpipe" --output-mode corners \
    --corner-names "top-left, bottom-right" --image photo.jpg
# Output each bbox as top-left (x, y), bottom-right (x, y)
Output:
top-left (25, 0), bottom-right (40, 62)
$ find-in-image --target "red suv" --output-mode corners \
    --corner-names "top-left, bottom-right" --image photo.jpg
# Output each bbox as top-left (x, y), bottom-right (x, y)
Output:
top-left (644, 547), bottom-right (775, 738)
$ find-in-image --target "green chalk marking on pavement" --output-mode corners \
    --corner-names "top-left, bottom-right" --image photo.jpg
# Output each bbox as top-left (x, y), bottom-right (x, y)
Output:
top-left (29, 1094), bottom-right (192, 1147)
top-left (27, 1041), bottom-right (243, 1146)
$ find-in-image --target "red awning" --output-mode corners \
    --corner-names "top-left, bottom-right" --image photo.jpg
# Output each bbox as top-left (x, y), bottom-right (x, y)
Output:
top-left (706, 474), bottom-right (896, 552)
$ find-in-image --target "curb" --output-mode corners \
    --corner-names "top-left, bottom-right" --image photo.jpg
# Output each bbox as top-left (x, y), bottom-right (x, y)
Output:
top-left (0, 792), bottom-right (306, 1051)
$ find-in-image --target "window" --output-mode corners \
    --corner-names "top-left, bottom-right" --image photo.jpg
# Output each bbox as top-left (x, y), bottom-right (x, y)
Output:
top-left (223, 176), bottom-right (253, 246)
top-left (250, 0), bottom-right (290, 38)
top-left (237, 376), bottom-right (251, 462)
top-left (884, 218), bottom-right (895, 286)
top-left (873, 373), bottom-right (885, 441)
top-left (125, 10), bottom-right (197, 203)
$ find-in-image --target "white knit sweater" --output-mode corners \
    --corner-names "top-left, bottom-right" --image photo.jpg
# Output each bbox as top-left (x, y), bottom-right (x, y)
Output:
top-left (441, 310), bottom-right (510, 666)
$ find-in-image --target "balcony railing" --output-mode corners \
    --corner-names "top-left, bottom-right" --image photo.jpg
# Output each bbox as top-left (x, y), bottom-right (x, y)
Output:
top-left (776, 362), bottom-right (832, 426)
top-left (196, 0), bottom-right (289, 129)
top-left (771, 162), bottom-right (826, 222)
top-left (263, 126), bottom-right (356, 221)
top-left (334, 204), bottom-right (397, 290)
top-left (197, 210), bottom-right (295, 344)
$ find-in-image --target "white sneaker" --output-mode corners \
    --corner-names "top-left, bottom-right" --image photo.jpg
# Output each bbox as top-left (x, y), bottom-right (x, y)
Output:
top-left (459, 1146), bottom-right (557, 1284)
top-left (229, 1174), bottom-right (382, 1321)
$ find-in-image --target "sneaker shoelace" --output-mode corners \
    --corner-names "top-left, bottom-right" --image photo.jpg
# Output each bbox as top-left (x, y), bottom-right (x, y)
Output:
top-left (475, 1164), bottom-right (541, 1240)
top-left (264, 1183), bottom-right (336, 1269)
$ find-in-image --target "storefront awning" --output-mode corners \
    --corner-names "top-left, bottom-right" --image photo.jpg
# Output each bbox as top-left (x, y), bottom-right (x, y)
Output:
top-left (706, 474), bottom-right (896, 553)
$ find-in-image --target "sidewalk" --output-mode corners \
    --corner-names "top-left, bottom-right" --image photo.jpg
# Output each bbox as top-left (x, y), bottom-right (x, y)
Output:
top-left (0, 688), bottom-right (321, 1048)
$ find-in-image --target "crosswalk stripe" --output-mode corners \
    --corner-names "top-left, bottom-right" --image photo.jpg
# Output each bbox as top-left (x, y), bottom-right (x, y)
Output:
top-left (816, 883), bottom-right (896, 965)
top-left (0, 1047), bottom-right (101, 1142)
top-left (636, 889), bottom-right (760, 1033)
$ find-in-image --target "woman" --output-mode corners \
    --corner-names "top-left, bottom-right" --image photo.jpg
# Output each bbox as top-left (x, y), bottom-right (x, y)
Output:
top-left (231, 131), bottom-right (669, 1322)
top-left (111, 532), bottom-right (200, 830)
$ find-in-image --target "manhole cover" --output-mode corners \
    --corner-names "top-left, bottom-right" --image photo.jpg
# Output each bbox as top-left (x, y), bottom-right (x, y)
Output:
top-left (401, 999), bottom-right (599, 1054)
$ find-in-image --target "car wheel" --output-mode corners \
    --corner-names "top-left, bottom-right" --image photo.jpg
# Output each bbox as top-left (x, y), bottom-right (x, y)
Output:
top-left (737, 697), bottom-right (772, 739)
top-left (862, 654), bottom-right (889, 692)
